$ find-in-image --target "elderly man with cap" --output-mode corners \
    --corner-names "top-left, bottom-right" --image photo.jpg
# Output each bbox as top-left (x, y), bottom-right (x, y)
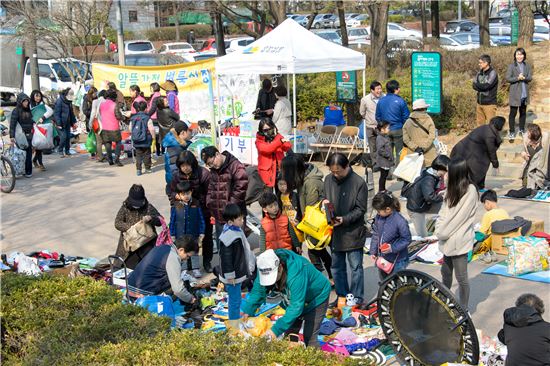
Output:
top-left (241, 249), bottom-right (331, 347)
top-left (402, 98), bottom-right (437, 167)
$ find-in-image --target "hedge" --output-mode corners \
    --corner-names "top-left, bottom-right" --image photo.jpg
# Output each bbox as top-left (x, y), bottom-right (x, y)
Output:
top-left (144, 24), bottom-right (212, 42)
top-left (0, 273), bottom-right (365, 366)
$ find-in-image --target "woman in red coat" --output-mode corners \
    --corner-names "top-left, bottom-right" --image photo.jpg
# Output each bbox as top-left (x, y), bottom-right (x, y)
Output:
top-left (255, 118), bottom-right (291, 188)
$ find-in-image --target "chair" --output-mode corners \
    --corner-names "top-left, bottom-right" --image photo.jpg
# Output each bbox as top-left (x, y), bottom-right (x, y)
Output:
top-left (327, 126), bottom-right (360, 160)
top-left (308, 125), bottom-right (338, 163)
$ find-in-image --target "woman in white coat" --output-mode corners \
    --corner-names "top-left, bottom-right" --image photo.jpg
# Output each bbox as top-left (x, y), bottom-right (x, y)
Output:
top-left (272, 85), bottom-right (292, 136)
top-left (435, 157), bottom-right (478, 311)
top-left (88, 90), bottom-right (106, 162)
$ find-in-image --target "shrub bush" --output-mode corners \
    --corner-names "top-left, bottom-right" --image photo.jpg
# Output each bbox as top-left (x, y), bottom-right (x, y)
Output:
top-left (144, 24), bottom-right (212, 42)
top-left (86, 26), bottom-right (135, 46)
top-left (0, 274), bottom-right (365, 366)
top-left (389, 14), bottom-right (404, 23)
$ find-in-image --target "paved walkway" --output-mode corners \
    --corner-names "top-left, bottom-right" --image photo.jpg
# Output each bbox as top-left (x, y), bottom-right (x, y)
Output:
top-left (1, 153), bottom-right (549, 339)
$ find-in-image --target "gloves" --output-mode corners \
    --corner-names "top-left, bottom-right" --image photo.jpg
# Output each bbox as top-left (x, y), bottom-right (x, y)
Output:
top-left (492, 161), bottom-right (499, 169)
top-left (414, 148), bottom-right (424, 155)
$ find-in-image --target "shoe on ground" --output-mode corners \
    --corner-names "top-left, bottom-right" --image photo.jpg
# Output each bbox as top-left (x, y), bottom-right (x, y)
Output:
top-left (192, 269), bottom-right (203, 278)
top-left (24, 173), bottom-right (32, 178)
top-left (115, 160), bottom-right (123, 167)
top-left (39, 165), bottom-right (46, 171)
top-left (33, 161), bottom-right (39, 168)
top-left (145, 169), bottom-right (152, 174)
top-left (136, 170), bottom-right (142, 176)
top-left (481, 252), bottom-right (493, 264)
top-left (108, 160), bottom-right (114, 166)
top-left (203, 262), bottom-right (213, 273)
top-left (508, 132), bottom-right (516, 139)
top-left (490, 251), bottom-right (498, 262)
top-left (97, 157), bottom-right (106, 163)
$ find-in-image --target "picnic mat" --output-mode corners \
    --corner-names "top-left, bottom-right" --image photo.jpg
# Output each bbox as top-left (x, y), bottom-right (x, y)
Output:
top-left (498, 190), bottom-right (550, 203)
top-left (482, 261), bottom-right (550, 283)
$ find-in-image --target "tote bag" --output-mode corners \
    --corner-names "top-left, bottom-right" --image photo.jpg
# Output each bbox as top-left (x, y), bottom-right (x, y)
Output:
top-left (393, 153), bottom-right (424, 183)
top-left (123, 220), bottom-right (156, 252)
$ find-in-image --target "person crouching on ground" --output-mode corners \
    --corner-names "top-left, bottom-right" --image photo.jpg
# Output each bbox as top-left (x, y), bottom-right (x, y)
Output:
top-left (498, 293), bottom-right (550, 366)
top-left (127, 235), bottom-right (198, 304)
top-left (370, 191), bottom-right (411, 280)
top-left (258, 192), bottom-right (301, 254)
top-left (242, 249), bottom-right (331, 348)
top-left (169, 181), bottom-right (205, 279)
top-left (218, 204), bottom-right (256, 330)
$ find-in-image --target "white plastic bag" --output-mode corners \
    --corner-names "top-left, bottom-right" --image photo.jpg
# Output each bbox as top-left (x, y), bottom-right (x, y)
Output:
top-left (5, 146), bottom-right (26, 176)
top-left (393, 152), bottom-right (424, 183)
top-left (15, 254), bottom-right (42, 276)
top-left (32, 124), bottom-right (54, 150)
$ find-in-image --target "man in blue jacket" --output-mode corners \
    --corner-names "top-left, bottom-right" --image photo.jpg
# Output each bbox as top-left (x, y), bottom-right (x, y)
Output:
top-left (375, 80), bottom-right (410, 163)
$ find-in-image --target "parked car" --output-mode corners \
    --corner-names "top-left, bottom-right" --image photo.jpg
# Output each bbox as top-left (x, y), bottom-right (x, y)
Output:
top-left (367, 23), bottom-right (421, 40)
top-left (122, 54), bottom-right (187, 66)
top-left (534, 24), bottom-right (550, 40)
top-left (334, 13), bottom-right (360, 28)
top-left (159, 42), bottom-right (196, 57)
top-left (489, 16), bottom-right (511, 25)
top-left (534, 12), bottom-right (549, 28)
top-left (438, 35), bottom-right (476, 51)
top-left (22, 58), bottom-right (92, 96)
top-left (346, 14), bottom-right (368, 28)
top-left (387, 38), bottom-right (423, 59)
top-left (296, 15), bottom-right (312, 27)
top-left (312, 29), bottom-right (342, 44)
top-left (191, 52), bottom-right (218, 62)
top-left (444, 20), bottom-right (478, 33)
top-left (497, 9), bottom-right (511, 18)
top-left (225, 37), bottom-right (255, 53)
top-left (451, 32), bottom-right (497, 47)
top-left (124, 40), bottom-right (156, 55)
top-left (336, 27), bottom-right (370, 43)
top-left (312, 14), bottom-right (336, 29)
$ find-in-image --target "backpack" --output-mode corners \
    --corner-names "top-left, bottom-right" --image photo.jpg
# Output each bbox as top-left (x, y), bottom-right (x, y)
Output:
top-left (131, 114), bottom-right (149, 145)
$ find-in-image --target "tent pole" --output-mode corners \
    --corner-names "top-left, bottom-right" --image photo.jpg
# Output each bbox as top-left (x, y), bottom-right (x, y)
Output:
top-left (210, 71), bottom-right (218, 148)
top-left (362, 69), bottom-right (367, 154)
top-left (292, 73), bottom-right (297, 151)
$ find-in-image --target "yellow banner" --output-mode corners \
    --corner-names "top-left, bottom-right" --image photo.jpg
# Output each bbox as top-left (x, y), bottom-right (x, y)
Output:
top-left (91, 59), bottom-right (216, 97)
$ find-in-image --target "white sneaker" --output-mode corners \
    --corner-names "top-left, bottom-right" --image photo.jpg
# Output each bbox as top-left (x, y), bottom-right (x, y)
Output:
top-left (192, 269), bottom-right (203, 278)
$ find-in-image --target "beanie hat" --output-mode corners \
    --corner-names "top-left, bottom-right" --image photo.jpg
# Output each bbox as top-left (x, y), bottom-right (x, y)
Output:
top-left (127, 184), bottom-right (146, 209)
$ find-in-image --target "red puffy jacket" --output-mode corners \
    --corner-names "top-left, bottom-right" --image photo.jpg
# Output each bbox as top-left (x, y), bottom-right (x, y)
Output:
top-left (261, 214), bottom-right (293, 251)
top-left (255, 133), bottom-right (291, 187)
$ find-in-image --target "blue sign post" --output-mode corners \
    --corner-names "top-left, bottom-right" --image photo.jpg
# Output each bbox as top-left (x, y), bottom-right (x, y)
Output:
top-left (411, 52), bottom-right (443, 115)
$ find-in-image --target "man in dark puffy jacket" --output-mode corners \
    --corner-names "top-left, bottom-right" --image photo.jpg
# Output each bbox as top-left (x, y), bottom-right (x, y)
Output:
top-left (473, 54), bottom-right (499, 126)
top-left (323, 153), bottom-right (368, 304)
top-left (498, 293), bottom-right (550, 366)
top-left (201, 146), bottom-right (248, 244)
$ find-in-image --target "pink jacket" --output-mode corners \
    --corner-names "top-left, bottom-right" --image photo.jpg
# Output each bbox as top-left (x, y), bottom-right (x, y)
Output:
top-left (131, 95), bottom-right (147, 114)
top-left (99, 99), bottom-right (120, 131)
top-left (148, 91), bottom-right (161, 120)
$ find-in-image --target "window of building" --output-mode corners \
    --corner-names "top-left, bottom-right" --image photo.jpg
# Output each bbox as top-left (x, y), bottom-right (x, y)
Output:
top-left (129, 10), bottom-right (138, 23)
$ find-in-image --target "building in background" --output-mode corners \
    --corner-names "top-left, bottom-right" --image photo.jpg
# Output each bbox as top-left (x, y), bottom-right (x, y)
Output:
top-left (108, 0), bottom-right (156, 33)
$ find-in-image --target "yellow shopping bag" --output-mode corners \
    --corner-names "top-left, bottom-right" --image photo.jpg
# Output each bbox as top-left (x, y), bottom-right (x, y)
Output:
top-left (297, 202), bottom-right (333, 249)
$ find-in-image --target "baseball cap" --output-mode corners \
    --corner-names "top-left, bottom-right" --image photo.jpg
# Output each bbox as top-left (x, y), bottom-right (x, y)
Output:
top-left (256, 249), bottom-right (280, 286)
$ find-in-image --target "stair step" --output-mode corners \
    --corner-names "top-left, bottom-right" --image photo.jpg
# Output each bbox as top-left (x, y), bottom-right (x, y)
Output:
top-left (494, 162), bottom-right (524, 178)
top-left (497, 150), bottom-right (524, 164)
top-left (528, 104), bottom-right (550, 114)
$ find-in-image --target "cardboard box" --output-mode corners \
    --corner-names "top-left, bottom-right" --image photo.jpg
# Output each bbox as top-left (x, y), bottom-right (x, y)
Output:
top-left (492, 220), bottom-right (545, 255)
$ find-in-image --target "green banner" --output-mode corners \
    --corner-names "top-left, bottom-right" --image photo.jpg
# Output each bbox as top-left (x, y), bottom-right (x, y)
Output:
top-left (335, 71), bottom-right (357, 103)
top-left (411, 52), bottom-right (443, 115)
top-left (511, 8), bottom-right (519, 45)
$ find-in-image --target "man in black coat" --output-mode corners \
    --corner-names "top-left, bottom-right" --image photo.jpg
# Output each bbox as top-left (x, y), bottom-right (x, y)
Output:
top-left (498, 293), bottom-right (550, 366)
top-left (451, 116), bottom-right (504, 189)
top-left (323, 153), bottom-right (368, 304)
top-left (473, 54), bottom-right (499, 126)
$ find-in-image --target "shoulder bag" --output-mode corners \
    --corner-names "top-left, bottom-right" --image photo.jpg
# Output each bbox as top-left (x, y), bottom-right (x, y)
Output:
top-left (123, 220), bottom-right (156, 253)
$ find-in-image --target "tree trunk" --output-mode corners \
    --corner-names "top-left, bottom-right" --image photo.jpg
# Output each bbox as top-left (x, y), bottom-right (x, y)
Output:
top-left (516, 0), bottom-right (534, 47)
top-left (367, 2), bottom-right (389, 81)
top-left (268, 1), bottom-right (287, 26)
top-left (478, 0), bottom-right (490, 47)
top-left (421, 0), bottom-right (428, 40)
top-left (430, 0), bottom-right (440, 38)
top-left (337, 1), bottom-right (348, 47)
top-left (212, 11), bottom-right (226, 56)
top-left (173, 1), bottom-right (180, 41)
top-left (24, 0), bottom-right (40, 91)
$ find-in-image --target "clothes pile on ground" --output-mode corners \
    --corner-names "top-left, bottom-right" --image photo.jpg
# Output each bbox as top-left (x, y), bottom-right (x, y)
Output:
top-left (478, 335), bottom-right (508, 366)
top-left (502, 188), bottom-right (550, 202)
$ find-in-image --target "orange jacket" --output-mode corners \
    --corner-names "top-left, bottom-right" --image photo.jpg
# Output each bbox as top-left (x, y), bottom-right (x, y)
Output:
top-left (261, 214), bottom-right (293, 251)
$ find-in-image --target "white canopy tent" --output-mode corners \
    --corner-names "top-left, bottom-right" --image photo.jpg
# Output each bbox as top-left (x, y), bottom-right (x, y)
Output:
top-left (215, 18), bottom-right (368, 151)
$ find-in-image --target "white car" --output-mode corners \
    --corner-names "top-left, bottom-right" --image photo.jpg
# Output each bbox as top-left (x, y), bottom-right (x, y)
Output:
top-left (337, 27), bottom-right (370, 43)
top-left (366, 23), bottom-right (422, 41)
top-left (534, 24), bottom-right (549, 40)
top-left (158, 42), bottom-right (196, 57)
top-left (225, 37), bottom-right (255, 53)
top-left (438, 35), bottom-right (477, 51)
top-left (534, 13), bottom-right (549, 29)
top-left (124, 40), bottom-right (155, 55)
top-left (346, 14), bottom-right (368, 28)
top-left (22, 58), bottom-right (92, 96)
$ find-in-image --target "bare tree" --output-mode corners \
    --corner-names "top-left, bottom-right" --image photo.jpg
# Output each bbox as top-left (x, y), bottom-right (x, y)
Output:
top-left (214, 1), bottom-right (287, 39)
top-left (5, 0), bottom-right (111, 82)
top-left (430, 0), bottom-right (440, 39)
top-left (515, 0), bottom-right (534, 47)
top-left (478, 0), bottom-right (490, 47)
top-left (366, 1), bottom-right (389, 80)
top-left (336, 1), bottom-right (348, 47)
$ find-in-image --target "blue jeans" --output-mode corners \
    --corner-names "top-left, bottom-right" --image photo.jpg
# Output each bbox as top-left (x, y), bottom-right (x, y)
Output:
top-left (58, 127), bottom-right (71, 155)
top-left (331, 249), bottom-right (364, 302)
top-left (378, 258), bottom-right (409, 281)
top-left (225, 282), bottom-right (242, 320)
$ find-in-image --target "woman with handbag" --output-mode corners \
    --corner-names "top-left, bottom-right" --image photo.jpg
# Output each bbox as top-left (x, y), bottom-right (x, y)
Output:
top-left (88, 90), bottom-right (106, 161)
top-left (29, 90), bottom-right (54, 171)
top-left (435, 157), bottom-right (478, 311)
top-left (115, 184), bottom-right (163, 269)
top-left (370, 191), bottom-right (411, 280)
top-left (402, 99), bottom-right (437, 168)
top-left (9, 93), bottom-right (34, 178)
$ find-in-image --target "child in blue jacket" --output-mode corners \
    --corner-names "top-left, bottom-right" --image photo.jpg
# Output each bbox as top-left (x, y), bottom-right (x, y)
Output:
top-left (370, 191), bottom-right (411, 280)
top-left (170, 181), bottom-right (205, 278)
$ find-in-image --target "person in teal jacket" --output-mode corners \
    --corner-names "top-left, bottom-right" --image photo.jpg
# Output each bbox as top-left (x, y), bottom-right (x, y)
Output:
top-left (241, 249), bottom-right (330, 348)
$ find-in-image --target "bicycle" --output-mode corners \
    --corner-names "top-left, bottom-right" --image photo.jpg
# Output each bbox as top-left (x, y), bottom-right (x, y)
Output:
top-left (0, 124), bottom-right (16, 193)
